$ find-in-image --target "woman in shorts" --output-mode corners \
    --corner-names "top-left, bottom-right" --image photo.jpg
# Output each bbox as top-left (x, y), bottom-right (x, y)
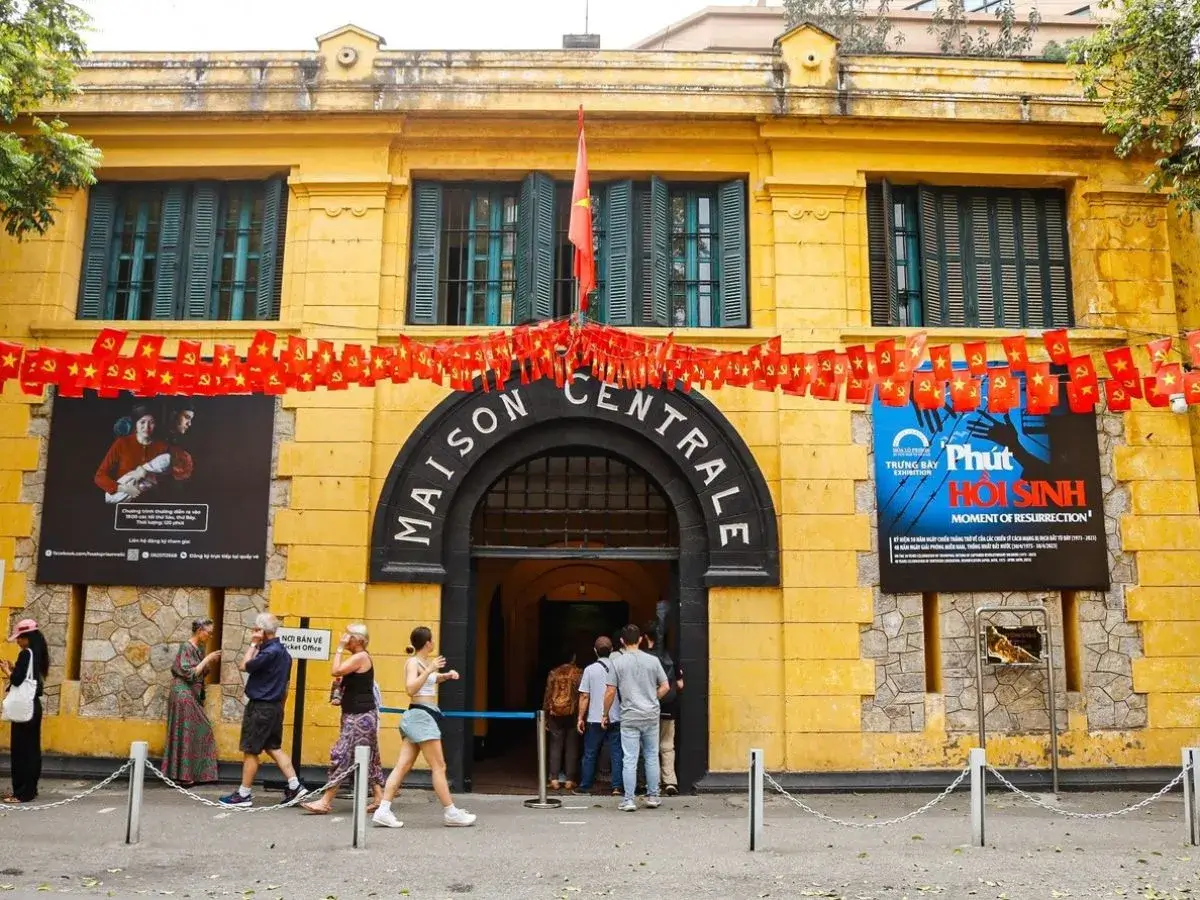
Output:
top-left (371, 626), bottom-right (476, 828)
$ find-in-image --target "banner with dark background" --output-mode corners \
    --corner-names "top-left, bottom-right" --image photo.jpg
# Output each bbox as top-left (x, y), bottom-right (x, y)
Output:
top-left (872, 367), bottom-right (1109, 594)
top-left (37, 392), bottom-right (275, 588)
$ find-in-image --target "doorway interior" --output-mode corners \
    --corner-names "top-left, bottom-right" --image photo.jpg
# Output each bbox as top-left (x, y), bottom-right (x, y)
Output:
top-left (465, 452), bottom-right (681, 794)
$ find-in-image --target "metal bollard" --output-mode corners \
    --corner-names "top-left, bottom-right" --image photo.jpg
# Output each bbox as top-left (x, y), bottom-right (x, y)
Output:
top-left (523, 710), bottom-right (562, 810)
top-left (969, 747), bottom-right (986, 848)
top-left (748, 748), bottom-right (764, 852)
top-left (1184, 747), bottom-right (1200, 847)
top-left (352, 745), bottom-right (369, 849)
top-left (124, 741), bottom-right (148, 845)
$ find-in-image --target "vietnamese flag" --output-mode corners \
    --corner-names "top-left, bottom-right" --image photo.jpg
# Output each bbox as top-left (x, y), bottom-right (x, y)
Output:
top-left (1001, 335), bottom-right (1028, 372)
top-left (928, 344), bottom-right (953, 379)
top-left (845, 344), bottom-right (870, 380)
top-left (313, 340), bottom-right (335, 384)
top-left (878, 377), bottom-right (908, 407)
top-left (1026, 362), bottom-right (1058, 413)
top-left (1043, 329), bottom-right (1071, 366)
top-left (134, 334), bottom-right (165, 363)
top-left (569, 106), bottom-right (596, 314)
top-left (905, 331), bottom-right (928, 369)
top-left (950, 375), bottom-right (981, 412)
top-left (248, 329), bottom-right (277, 370)
top-left (1104, 379), bottom-right (1132, 412)
top-left (1144, 376), bottom-right (1169, 408)
top-left (1103, 346), bottom-right (1138, 381)
top-left (1155, 362), bottom-right (1183, 398)
top-left (0, 341), bottom-right (23, 383)
top-left (1145, 337), bottom-right (1172, 373)
top-left (212, 343), bottom-right (237, 375)
top-left (1067, 381), bottom-right (1097, 413)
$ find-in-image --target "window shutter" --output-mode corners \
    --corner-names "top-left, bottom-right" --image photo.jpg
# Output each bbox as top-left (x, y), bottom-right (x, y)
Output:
top-left (78, 184), bottom-right (117, 319)
top-left (184, 181), bottom-right (220, 319)
top-left (409, 182), bottom-right (443, 325)
top-left (151, 185), bottom-right (187, 319)
top-left (254, 176), bottom-right (286, 321)
top-left (992, 193), bottom-right (1022, 328)
top-left (866, 180), bottom-right (899, 326)
top-left (961, 192), bottom-right (987, 328)
top-left (1039, 192), bottom-right (1073, 327)
top-left (523, 172), bottom-right (556, 321)
top-left (649, 176), bottom-right (670, 326)
top-left (917, 186), bottom-right (967, 328)
top-left (717, 179), bottom-right (749, 327)
top-left (603, 180), bottom-right (634, 326)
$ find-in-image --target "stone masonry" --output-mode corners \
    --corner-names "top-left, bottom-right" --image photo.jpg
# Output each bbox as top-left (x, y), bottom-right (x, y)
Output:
top-left (10, 392), bottom-right (293, 723)
top-left (854, 405), bottom-right (1146, 735)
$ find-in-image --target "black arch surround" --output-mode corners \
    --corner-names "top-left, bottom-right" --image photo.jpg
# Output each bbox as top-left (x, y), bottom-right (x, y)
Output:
top-left (370, 370), bottom-right (780, 584)
top-left (368, 370), bottom-right (781, 790)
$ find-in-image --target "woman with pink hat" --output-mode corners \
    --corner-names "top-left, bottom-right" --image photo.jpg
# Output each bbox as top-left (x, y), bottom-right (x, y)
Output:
top-left (0, 618), bottom-right (49, 803)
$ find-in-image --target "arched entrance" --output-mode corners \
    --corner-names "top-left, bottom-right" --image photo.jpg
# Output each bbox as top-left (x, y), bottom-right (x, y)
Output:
top-left (469, 452), bottom-right (679, 792)
top-left (370, 369), bottom-right (780, 791)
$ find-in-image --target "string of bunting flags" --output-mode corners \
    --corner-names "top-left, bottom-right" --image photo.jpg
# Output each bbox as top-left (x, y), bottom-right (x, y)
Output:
top-left (2, 321), bottom-right (1200, 414)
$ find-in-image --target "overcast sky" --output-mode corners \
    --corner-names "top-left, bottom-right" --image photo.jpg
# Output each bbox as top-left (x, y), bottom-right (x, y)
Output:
top-left (78, 0), bottom-right (776, 52)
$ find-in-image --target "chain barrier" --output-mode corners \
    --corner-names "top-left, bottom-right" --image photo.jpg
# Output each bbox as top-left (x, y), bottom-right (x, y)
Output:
top-left (143, 760), bottom-right (355, 813)
top-left (0, 761), bottom-right (133, 812)
top-left (762, 767), bottom-right (970, 829)
top-left (985, 763), bottom-right (1191, 820)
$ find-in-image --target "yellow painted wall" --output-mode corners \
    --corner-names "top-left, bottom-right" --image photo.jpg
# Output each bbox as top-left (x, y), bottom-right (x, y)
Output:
top-left (0, 25), bottom-right (1198, 777)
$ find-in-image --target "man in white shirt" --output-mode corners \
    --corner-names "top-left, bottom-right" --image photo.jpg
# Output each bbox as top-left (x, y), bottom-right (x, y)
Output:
top-left (574, 636), bottom-right (624, 796)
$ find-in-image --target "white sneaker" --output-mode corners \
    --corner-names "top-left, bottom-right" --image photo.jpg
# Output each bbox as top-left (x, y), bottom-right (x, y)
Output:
top-left (644, 797), bottom-right (661, 809)
top-left (444, 808), bottom-right (477, 827)
top-left (372, 807), bottom-right (404, 828)
top-left (618, 799), bottom-right (637, 812)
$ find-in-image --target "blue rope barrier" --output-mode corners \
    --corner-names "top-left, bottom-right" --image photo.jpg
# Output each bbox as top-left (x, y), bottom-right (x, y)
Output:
top-left (378, 707), bottom-right (537, 720)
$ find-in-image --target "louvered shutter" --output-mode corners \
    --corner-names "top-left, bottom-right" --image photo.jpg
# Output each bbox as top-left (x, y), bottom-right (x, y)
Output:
top-left (78, 184), bottom-right (117, 319)
top-left (604, 180), bottom-right (634, 326)
top-left (866, 180), bottom-right (899, 326)
top-left (718, 179), bottom-right (749, 327)
top-left (151, 185), bottom-right (187, 319)
top-left (515, 174), bottom-right (555, 323)
top-left (649, 176), bottom-right (670, 327)
top-left (409, 182), bottom-right (443, 325)
top-left (917, 186), bottom-right (967, 328)
top-left (962, 192), bottom-right (988, 328)
top-left (254, 177), bottom-right (286, 321)
top-left (993, 193), bottom-right (1022, 328)
top-left (1038, 192), bottom-right (1073, 327)
top-left (184, 182), bottom-right (220, 319)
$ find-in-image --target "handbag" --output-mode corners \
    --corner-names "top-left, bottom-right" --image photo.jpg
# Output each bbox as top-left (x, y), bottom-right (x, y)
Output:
top-left (2, 652), bottom-right (37, 724)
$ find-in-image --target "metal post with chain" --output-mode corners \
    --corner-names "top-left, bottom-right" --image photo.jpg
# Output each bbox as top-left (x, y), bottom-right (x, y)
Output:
top-left (762, 767), bottom-right (970, 830)
top-left (985, 764), bottom-right (1190, 822)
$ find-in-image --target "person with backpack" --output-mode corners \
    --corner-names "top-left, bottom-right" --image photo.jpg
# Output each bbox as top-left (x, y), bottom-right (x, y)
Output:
top-left (574, 635), bottom-right (623, 797)
top-left (542, 649), bottom-right (583, 791)
top-left (642, 622), bottom-right (684, 796)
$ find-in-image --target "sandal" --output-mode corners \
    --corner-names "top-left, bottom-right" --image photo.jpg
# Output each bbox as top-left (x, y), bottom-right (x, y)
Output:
top-left (300, 801), bottom-right (332, 815)
top-left (2, 797), bottom-right (23, 805)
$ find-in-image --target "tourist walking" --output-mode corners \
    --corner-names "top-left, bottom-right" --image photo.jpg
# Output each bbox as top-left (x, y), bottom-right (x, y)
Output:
top-left (603, 624), bottom-right (669, 812)
top-left (219, 613), bottom-right (307, 807)
top-left (575, 635), bottom-right (624, 797)
top-left (542, 649), bottom-right (582, 790)
top-left (163, 618), bottom-right (222, 786)
top-left (1, 619), bottom-right (49, 804)
top-left (302, 624), bottom-right (385, 814)
top-left (372, 626), bottom-right (476, 829)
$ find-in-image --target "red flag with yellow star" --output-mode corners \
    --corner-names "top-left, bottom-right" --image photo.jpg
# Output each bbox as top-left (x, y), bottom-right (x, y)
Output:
top-left (569, 106), bottom-right (596, 314)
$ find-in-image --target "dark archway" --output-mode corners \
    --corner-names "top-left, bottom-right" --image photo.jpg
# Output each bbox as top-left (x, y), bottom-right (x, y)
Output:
top-left (369, 371), bottom-right (781, 789)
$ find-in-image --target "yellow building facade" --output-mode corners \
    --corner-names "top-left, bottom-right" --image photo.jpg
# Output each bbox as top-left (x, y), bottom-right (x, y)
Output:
top-left (1, 22), bottom-right (1198, 789)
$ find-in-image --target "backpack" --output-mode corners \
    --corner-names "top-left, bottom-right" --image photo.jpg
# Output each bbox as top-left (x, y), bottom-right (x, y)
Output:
top-left (546, 665), bottom-right (580, 717)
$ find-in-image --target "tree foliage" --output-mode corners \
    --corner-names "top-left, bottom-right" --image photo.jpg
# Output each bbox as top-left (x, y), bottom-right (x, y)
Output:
top-left (1072, 0), bottom-right (1200, 214)
top-left (783, 0), bottom-right (904, 54)
top-left (929, 0), bottom-right (1041, 57)
top-left (0, 0), bottom-right (100, 238)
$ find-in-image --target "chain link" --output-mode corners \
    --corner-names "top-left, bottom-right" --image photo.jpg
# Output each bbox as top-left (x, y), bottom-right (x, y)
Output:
top-left (0, 761), bottom-right (133, 812)
top-left (763, 767), bottom-right (970, 829)
top-left (985, 764), bottom-right (1190, 820)
top-left (143, 760), bottom-right (355, 813)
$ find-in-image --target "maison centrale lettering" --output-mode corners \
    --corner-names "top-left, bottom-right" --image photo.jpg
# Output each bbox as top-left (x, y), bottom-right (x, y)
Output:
top-left (396, 374), bottom-right (752, 549)
top-left (370, 370), bottom-right (780, 585)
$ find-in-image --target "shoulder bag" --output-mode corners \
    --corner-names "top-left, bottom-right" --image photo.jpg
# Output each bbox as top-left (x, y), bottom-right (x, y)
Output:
top-left (2, 650), bottom-right (37, 724)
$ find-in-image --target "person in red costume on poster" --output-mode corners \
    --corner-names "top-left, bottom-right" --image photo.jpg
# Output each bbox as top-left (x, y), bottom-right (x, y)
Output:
top-left (93, 404), bottom-right (193, 504)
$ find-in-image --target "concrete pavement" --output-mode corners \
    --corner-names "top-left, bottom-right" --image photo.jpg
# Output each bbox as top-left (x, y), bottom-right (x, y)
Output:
top-left (0, 776), bottom-right (1197, 899)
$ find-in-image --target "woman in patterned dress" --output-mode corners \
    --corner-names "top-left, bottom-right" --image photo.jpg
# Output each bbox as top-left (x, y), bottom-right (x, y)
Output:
top-left (301, 624), bottom-right (386, 814)
top-left (163, 618), bottom-right (222, 786)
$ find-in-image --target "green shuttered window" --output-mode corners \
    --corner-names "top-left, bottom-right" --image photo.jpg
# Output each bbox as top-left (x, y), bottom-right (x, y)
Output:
top-left (408, 175), bottom-right (749, 328)
top-left (77, 178), bottom-right (288, 322)
top-left (866, 182), bottom-right (1073, 329)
